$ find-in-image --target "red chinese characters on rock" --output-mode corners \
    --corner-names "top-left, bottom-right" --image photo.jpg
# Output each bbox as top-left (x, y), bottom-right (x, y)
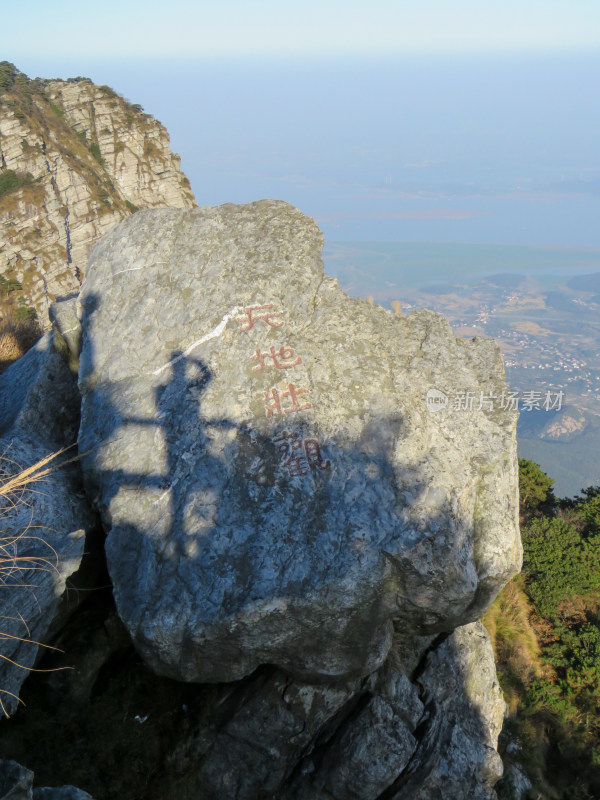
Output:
top-left (273, 430), bottom-right (331, 477)
top-left (237, 304), bottom-right (284, 331)
top-left (239, 301), bottom-right (315, 420)
top-left (235, 300), bottom-right (331, 476)
top-left (251, 346), bottom-right (302, 371)
top-left (264, 384), bottom-right (312, 417)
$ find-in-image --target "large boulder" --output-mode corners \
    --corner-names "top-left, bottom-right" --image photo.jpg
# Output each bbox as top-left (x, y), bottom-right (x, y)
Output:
top-left (0, 334), bottom-right (95, 716)
top-left (0, 332), bottom-right (79, 449)
top-left (78, 200), bottom-right (521, 684)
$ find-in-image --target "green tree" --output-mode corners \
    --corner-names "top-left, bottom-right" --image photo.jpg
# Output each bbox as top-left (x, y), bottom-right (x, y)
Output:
top-left (519, 458), bottom-right (555, 517)
top-left (0, 62), bottom-right (17, 92)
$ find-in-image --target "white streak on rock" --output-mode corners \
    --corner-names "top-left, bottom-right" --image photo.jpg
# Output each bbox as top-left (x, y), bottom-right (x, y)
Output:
top-left (114, 261), bottom-right (167, 277)
top-left (152, 306), bottom-right (244, 376)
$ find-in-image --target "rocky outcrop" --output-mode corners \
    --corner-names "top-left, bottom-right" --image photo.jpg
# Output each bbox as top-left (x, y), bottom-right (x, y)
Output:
top-left (164, 622), bottom-right (505, 800)
top-left (0, 63), bottom-right (196, 326)
top-left (0, 759), bottom-right (94, 799)
top-left (0, 603), bottom-right (506, 799)
top-left (78, 200), bottom-right (521, 689)
top-left (0, 199), bottom-right (520, 798)
top-left (399, 622), bottom-right (506, 799)
top-left (0, 332), bottom-right (96, 716)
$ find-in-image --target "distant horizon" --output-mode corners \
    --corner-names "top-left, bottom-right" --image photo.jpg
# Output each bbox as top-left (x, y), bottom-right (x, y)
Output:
top-left (326, 240), bottom-right (600, 252)
top-left (7, 49), bottom-right (600, 83)
top-left (4, 52), bottom-right (600, 249)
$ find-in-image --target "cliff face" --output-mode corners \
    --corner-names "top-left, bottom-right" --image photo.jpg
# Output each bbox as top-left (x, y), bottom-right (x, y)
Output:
top-left (0, 63), bottom-right (196, 325)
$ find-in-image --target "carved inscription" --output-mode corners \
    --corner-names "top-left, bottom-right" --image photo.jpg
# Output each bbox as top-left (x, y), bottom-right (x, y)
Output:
top-left (236, 299), bottom-right (330, 476)
top-left (251, 346), bottom-right (302, 371)
top-left (237, 304), bottom-right (284, 331)
top-left (264, 383), bottom-right (313, 417)
top-left (273, 430), bottom-right (331, 477)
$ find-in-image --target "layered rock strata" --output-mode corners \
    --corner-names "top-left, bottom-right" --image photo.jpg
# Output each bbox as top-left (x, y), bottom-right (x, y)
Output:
top-left (0, 63), bottom-right (196, 325)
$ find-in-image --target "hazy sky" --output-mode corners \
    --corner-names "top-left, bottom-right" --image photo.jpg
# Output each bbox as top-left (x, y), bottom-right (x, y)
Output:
top-left (2, 3), bottom-right (599, 246)
top-left (3, 0), bottom-right (600, 58)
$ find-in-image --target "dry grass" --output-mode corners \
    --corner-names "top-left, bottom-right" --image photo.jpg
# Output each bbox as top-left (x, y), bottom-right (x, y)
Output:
top-left (483, 576), bottom-right (546, 713)
top-left (0, 446), bottom-right (75, 716)
top-left (0, 316), bottom-right (42, 375)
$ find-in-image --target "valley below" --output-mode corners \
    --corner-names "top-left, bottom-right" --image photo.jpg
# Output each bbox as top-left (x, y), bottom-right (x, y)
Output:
top-left (324, 241), bottom-right (600, 497)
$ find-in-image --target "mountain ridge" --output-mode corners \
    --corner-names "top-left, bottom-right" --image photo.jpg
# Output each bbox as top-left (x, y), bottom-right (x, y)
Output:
top-left (0, 62), bottom-right (196, 326)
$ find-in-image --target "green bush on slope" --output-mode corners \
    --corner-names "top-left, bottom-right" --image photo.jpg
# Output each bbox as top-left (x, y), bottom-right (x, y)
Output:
top-left (491, 459), bottom-right (600, 800)
top-left (0, 169), bottom-right (34, 198)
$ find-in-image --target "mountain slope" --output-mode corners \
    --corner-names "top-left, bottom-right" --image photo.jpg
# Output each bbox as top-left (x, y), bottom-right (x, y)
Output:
top-left (0, 62), bottom-right (196, 325)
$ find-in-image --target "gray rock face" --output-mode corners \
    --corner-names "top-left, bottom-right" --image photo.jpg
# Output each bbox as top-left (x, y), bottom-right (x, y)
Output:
top-left (174, 622), bottom-right (505, 800)
top-left (0, 335), bottom-right (95, 716)
top-left (310, 672), bottom-right (424, 800)
top-left (390, 622), bottom-right (506, 800)
top-left (78, 200), bottom-right (521, 684)
top-left (194, 668), bottom-right (364, 800)
top-left (49, 298), bottom-right (81, 367)
top-left (33, 789), bottom-right (94, 800)
top-left (0, 759), bottom-right (32, 800)
top-left (0, 760), bottom-right (94, 800)
top-left (499, 761), bottom-right (533, 800)
top-left (0, 332), bottom-right (79, 449)
top-left (281, 623), bottom-right (505, 800)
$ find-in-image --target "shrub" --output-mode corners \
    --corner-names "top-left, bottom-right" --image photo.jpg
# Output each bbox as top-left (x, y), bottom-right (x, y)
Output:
top-left (14, 297), bottom-right (37, 323)
top-left (491, 463), bottom-right (600, 798)
top-left (98, 84), bottom-right (118, 99)
top-left (0, 170), bottom-right (34, 198)
top-left (0, 276), bottom-right (23, 298)
top-left (0, 62), bottom-right (17, 92)
top-left (523, 516), bottom-right (600, 619)
top-left (89, 142), bottom-right (104, 166)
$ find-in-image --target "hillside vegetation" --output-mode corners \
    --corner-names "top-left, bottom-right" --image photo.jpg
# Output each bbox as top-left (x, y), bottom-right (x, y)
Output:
top-left (487, 459), bottom-right (600, 800)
